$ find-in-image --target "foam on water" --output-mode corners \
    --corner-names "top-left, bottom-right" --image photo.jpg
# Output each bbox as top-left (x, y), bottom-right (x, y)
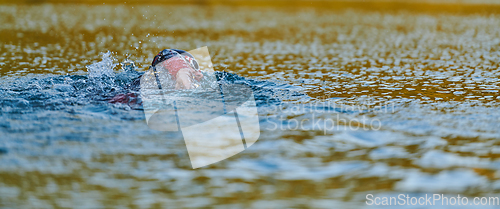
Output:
top-left (86, 51), bottom-right (117, 79)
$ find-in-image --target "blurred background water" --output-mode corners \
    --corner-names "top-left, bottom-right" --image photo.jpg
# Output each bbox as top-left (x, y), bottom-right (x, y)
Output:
top-left (1, 0), bottom-right (500, 208)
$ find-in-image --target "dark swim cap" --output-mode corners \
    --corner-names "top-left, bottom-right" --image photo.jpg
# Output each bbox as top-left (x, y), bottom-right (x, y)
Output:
top-left (151, 49), bottom-right (199, 71)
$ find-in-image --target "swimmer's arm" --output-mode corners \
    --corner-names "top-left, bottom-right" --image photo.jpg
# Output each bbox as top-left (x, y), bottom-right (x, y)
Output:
top-left (175, 68), bottom-right (194, 90)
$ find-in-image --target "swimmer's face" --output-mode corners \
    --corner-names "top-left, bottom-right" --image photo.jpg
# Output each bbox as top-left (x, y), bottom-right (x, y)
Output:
top-left (178, 54), bottom-right (203, 81)
top-left (157, 56), bottom-right (203, 89)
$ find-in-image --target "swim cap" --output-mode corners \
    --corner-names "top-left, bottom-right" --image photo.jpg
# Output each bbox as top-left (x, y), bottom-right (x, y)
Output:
top-left (151, 49), bottom-right (199, 71)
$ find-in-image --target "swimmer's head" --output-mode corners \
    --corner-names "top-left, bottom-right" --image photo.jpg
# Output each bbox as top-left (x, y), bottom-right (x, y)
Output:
top-left (151, 49), bottom-right (199, 71)
top-left (151, 49), bottom-right (204, 89)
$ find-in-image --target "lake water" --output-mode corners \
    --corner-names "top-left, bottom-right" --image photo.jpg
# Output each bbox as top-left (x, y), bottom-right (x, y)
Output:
top-left (1, 2), bottom-right (500, 208)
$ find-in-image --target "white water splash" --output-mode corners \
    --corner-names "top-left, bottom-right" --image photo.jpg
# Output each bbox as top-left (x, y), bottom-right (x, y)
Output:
top-left (86, 51), bottom-right (117, 79)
